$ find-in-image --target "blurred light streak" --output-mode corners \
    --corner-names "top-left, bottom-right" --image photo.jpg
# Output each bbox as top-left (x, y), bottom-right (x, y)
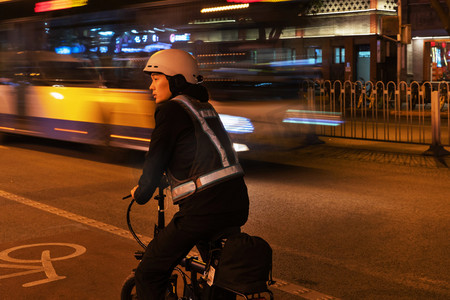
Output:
top-left (201, 4), bottom-right (249, 13)
top-left (228, 0), bottom-right (292, 2)
top-left (99, 31), bottom-right (114, 36)
top-left (110, 134), bottom-right (151, 143)
top-left (283, 110), bottom-right (343, 126)
top-left (0, 126), bottom-right (15, 131)
top-left (309, 8), bottom-right (396, 16)
top-left (267, 59), bottom-right (317, 67)
top-left (35, 0), bottom-right (87, 13)
top-left (189, 18), bottom-right (236, 25)
top-left (200, 61), bottom-right (236, 65)
top-left (212, 68), bottom-right (259, 75)
top-left (50, 92), bottom-right (64, 100)
top-left (283, 118), bottom-right (343, 126)
top-left (219, 114), bottom-right (254, 134)
top-left (198, 53), bottom-right (245, 57)
top-left (54, 128), bottom-right (88, 134)
top-left (233, 143), bottom-right (249, 152)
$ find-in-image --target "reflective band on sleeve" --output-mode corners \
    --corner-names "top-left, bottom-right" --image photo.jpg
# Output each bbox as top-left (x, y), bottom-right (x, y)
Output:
top-left (173, 96), bottom-right (230, 167)
top-left (171, 164), bottom-right (243, 201)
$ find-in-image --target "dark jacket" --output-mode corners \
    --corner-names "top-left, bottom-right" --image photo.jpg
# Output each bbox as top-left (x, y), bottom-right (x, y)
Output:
top-left (134, 94), bottom-right (249, 218)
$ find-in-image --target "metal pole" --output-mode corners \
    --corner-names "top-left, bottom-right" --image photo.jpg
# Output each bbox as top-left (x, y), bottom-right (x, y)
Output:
top-left (397, 0), bottom-right (402, 84)
top-left (423, 90), bottom-right (450, 156)
top-left (431, 91), bottom-right (440, 146)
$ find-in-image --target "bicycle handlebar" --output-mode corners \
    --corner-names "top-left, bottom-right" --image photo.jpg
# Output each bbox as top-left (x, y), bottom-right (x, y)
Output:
top-left (125, 179), bottom-right (168, 250)
top-left (126, 198), bottom-right (147, 250)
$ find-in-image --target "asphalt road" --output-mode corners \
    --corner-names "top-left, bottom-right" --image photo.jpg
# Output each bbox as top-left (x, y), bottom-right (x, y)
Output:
top-left (0, 134), bottom-right (449, 299)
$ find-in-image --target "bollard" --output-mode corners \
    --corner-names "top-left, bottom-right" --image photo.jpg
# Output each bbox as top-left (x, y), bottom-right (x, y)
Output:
top-left (423, 90), bottom-right (450, 156)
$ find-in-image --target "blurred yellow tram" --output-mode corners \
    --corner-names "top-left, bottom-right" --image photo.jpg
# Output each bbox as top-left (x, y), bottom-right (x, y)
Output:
top-left (0, 50), bottom-right (156, 151)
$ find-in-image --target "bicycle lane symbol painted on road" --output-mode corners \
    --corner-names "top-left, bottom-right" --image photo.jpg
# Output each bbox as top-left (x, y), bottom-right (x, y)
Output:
top-left (0, 243), bottom-right (86, 287)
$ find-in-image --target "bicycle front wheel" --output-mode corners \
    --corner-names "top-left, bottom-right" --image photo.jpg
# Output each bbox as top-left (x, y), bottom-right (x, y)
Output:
top-left (120, 272), bottom-right (179, 300)
top-left (121, 273), bottom-right (137, 300)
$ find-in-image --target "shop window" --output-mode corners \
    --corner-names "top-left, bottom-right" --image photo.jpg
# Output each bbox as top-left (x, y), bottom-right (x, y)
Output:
top-left (430, 41), bottom-right (449, 81)
top-left (334, 47), bottom-right (345, 64)
top-left (307, 47), bottom-right (322, 64)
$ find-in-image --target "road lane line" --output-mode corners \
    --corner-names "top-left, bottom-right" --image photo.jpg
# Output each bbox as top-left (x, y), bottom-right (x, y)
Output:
top-left (0, 189), bottom-right (152, 246)
top-left (0, 189), bottom-right (340, 299)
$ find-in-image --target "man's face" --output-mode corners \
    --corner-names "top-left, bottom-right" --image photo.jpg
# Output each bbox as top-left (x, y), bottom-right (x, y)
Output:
top-left (150, 73), bottom-right (172, 103)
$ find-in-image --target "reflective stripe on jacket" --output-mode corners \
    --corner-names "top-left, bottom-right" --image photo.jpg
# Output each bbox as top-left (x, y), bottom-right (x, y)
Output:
top-left (168, 95), bottom-right (243, 203)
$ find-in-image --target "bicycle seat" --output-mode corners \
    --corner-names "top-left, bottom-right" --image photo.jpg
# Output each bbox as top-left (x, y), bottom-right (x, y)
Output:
top-left (197, 227), bottom-right (241, 262)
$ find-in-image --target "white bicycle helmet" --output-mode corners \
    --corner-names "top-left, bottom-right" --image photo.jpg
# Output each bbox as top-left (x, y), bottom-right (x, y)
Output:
top-left (143, 49), bottom-right (201, 84)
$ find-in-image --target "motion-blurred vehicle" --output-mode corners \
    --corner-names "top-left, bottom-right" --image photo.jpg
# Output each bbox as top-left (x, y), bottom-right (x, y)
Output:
top-left (0, 50), bottom-right (155, 151)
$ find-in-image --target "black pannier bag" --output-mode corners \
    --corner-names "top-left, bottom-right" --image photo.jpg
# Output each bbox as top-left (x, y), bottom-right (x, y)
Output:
top-left (212, 232), bottom-right (274, 294)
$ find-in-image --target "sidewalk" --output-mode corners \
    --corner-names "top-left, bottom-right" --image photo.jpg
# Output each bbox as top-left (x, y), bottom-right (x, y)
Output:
top-left (318, 136), bottom-right (432, 155)
top-left (239, 135), bottom-right (450, 169)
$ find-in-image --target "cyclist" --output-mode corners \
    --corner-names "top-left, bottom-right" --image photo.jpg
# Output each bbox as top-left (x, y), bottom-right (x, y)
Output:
top-left (130, 49), bottom-right (249, 299)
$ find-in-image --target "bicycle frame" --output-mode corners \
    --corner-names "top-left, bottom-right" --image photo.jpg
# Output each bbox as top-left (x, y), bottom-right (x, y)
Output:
top-left (122, 184), bottom-right (274, 300)
top-left (122, 184), bottom-right (209, 300)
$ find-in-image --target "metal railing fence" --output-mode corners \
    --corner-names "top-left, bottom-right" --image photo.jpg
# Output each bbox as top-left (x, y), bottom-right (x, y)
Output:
top-left (301, 80), bottom-right (450, 149)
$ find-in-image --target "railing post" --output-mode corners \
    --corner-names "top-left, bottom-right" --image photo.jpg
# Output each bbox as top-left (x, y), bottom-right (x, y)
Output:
top-left (423, 90), bottom-right (450, 156)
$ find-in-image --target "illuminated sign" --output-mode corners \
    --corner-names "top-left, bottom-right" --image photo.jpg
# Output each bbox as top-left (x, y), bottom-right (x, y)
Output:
top-left (170, 33), bottom-right (191, 43)
top-left (35, 0), bottom-right (88, 13)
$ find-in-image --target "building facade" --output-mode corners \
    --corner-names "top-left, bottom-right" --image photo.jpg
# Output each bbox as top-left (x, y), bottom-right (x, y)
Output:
top-left (1, 0), bottom-right (449, 85)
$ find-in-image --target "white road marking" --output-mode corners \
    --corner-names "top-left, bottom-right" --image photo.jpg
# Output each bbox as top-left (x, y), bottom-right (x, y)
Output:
top-left (0, 242), bottom-right (86, 287)
top-left (0, 189), bottom-right (340, 299)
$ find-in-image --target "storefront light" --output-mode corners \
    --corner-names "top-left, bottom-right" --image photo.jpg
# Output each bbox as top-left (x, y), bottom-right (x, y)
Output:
top-left (412, 36), bottom-right (450, 40)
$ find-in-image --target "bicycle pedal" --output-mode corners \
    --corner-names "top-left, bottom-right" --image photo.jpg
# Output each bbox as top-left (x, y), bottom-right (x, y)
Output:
top-left (134, 250), bottom-right (144, 260)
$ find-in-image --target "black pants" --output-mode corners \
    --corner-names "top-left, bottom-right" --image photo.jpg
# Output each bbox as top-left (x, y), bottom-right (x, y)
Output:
top-left (135, 212), bottom-right (247, 300)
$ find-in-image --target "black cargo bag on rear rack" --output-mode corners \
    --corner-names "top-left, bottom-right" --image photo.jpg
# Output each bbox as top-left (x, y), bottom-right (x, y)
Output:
top-left (210, 232), bottom-right (274, 295)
